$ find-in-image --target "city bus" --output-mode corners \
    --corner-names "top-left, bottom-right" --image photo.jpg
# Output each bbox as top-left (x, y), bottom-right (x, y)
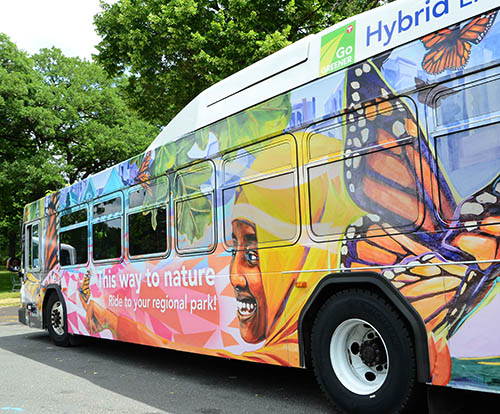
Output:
top-left (13, 0), bottom-right (500, 412)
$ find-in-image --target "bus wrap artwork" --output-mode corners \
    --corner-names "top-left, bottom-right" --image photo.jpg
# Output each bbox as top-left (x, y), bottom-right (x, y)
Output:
top-left (19, 1), bottom-right (500, 412)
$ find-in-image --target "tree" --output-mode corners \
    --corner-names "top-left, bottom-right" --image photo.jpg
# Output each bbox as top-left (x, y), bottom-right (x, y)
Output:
top-left (94, 0), bottom-right (382, 126)
top-left (0, 34), bottom-right (42, 162)
top-left (0, 34), bottom-right (159, 259)
top-left (31, 48), bottom-right (159, 183)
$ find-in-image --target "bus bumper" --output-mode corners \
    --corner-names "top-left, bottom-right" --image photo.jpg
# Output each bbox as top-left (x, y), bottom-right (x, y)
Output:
top-left (18, 307), bottom-right (26, 325)
top-left (18, 303), bottom-right (42, 329)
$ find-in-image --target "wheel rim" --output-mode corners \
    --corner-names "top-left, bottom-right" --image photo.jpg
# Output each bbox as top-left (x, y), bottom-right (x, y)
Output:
top-left (50, 300), bottom-right (65, 337)
top-left (330, 318), bottom-right (389, 395)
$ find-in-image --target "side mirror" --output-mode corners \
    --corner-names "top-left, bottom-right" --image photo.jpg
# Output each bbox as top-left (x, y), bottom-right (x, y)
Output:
top-left (6, 257), bottom-right (21, 272)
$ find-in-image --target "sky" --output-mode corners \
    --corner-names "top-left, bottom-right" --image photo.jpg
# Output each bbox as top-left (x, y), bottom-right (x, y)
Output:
top-left (0, 0), bottom-right (116, 60)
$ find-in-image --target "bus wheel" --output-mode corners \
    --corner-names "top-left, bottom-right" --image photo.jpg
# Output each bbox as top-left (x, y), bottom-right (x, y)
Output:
top-left (311, 289), bottom-right (417, 414)
top-left (46, 293), bottom-right (71, 347)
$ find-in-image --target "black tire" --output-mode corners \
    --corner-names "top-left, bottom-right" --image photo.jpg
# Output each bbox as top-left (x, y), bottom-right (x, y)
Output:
top-left (46, 292), bottom-right (72, 347)
top-left (311, 289), bottom-right (418, 414)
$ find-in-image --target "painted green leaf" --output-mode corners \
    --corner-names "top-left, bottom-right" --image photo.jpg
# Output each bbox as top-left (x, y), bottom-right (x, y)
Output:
top-left (177, 195), bottom-right (213, 244)
top-left (175, 161), bottom-right (214, 243)
top-left (152, 145), bottom-right (176, 177)
top-left (208, 93), bottom-right (292, 152)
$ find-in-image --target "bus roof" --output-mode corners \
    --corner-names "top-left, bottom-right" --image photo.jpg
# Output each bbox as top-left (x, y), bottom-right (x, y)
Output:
top-left (148, 0), bottom-right (497, 150)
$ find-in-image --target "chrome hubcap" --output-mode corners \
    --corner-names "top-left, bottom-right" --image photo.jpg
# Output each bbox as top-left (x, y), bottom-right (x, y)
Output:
top-left (50, 300), bottom-right (65, 336)
top-left (330, 318), bottom-right (389, 395)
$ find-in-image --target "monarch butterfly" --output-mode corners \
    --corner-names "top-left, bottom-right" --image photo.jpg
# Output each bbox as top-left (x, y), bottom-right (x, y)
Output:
top-left (340, 57), bottom-right (500, 342)
top-left (135, 151), bottom-right (153, 195)
top-left (79, 271), bottom-right (91, 305)
top-left (342, 60), bottom-right (455, 236)
top-left (340, 206), bottom-right (500, 339)
top-left (421, 11), bottom-right (497, 75)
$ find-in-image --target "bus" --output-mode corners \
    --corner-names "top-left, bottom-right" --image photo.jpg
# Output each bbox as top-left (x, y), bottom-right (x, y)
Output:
top-left (13, 0), bottom-right (500, 412)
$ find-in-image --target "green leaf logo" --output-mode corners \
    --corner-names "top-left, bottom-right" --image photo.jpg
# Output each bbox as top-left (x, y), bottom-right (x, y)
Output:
top-left (319, 22), bottom-right (356, 77)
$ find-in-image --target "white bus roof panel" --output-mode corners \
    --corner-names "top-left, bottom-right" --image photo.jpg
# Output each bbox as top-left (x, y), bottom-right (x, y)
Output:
top-left (148, 0), bottom-right (497, 150)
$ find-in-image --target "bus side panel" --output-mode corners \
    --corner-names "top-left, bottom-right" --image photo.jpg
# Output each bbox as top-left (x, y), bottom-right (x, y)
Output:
top-left (23, 6), bottom-right (500, 398)
top-left (314, 16), bottom-right (500, 394)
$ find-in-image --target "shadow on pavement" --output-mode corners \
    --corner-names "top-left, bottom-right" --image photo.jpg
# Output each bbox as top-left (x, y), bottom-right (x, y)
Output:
top-left (3, 306), bottom-right (500, 414)
top-left (0, 313), bottom-right (329, 414)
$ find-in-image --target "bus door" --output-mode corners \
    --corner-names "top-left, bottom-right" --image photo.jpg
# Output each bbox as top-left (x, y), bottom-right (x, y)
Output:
top-left (22, 221), bottom-right (43, 327)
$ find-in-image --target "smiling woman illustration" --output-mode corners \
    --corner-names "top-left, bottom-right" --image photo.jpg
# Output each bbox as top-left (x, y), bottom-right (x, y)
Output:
top-left (227, 145), bottom-right (303, 344)
top-left (230, 217), bottom-right (267, 343)
top-left (227, 143), bottom-right (330, 349)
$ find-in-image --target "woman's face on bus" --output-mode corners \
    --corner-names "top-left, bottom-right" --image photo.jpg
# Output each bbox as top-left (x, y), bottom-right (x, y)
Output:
top-left (230, 219), bottom-right (267, 344)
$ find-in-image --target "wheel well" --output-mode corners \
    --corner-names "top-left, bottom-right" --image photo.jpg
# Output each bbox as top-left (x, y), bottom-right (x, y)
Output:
top-left (299, 273), bottom-right (431, 383)
top-left (41, 286), bottom-right (62, 330)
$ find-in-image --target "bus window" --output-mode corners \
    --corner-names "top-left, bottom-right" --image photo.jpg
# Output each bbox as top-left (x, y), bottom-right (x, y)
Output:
top-left (436, 122), bottom-right (500, 207)
top-left (307, 98), bottom-right (422, 239)
top-left (25, 222), bottom-right (41, 270)
top-left (222, 136), bottom-right (299, 249)
top-left (92, 196), bottom-right (122, 261)
top-left (174, 161), bottom-right (215, 254)
top-left (223, 140), bottom-right (294, 185)
top-left (128, 176), bottom-right (169, 257)
top-left (59, 207), bottom-right (88, 266)
top-left (32, 224), bottom-right (39, 268)
top-left (435, 76), bottom-right (500, 128)
top-left (434, 74), bottom-right (500, 212)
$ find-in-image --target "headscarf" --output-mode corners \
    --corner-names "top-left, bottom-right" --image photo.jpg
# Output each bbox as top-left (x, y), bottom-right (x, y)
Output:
top-left (110, 132), bottom-right (354, 367)
top-left (226, 133), bottom-right (338, 365)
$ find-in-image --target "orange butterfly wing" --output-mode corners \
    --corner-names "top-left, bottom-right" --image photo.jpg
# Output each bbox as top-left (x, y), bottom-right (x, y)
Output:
top-left (342, 78), bottom-right (451, 233)
top-left (342, 174), bottom-right (500, 339)
top-left (421, 27), bottom-right (453, 49)
top-left (340, 216), bottom-right (465, 333)
top-left (136, 151), bottom-right (153, 195)
top-left (421, 12), bottom-right (497, 75)
top-left (460, 12), bottom-right (497, 44)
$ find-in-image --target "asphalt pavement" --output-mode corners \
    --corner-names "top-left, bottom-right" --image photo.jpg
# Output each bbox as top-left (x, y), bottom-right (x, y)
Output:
top-left (0, 306), bottom-right (329, 414)
top-left (0, 305), bottom-right (18, 323)
top-left (3, 306), bottom-right (500, 414)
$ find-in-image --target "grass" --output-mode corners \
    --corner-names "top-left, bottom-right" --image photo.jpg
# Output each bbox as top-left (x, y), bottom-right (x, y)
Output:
top-left (0, 266), bottom-right (21, 306)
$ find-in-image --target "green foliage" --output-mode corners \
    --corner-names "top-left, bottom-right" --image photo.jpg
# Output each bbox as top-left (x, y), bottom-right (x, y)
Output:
top-left (145, 91), bottom-right (292, 242)
top-left (175, 162), bottom-right (214, 242)
top-left (199, 93), bottom-right (292, 152)
top-left (0, 34), bottom-right (159, 259)
top-left (94, 0), bottom-right (383, 126)
top-left (31, 48), bottom-right (159, 183)
top-left (177, 195), bottom-right (213, 243)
